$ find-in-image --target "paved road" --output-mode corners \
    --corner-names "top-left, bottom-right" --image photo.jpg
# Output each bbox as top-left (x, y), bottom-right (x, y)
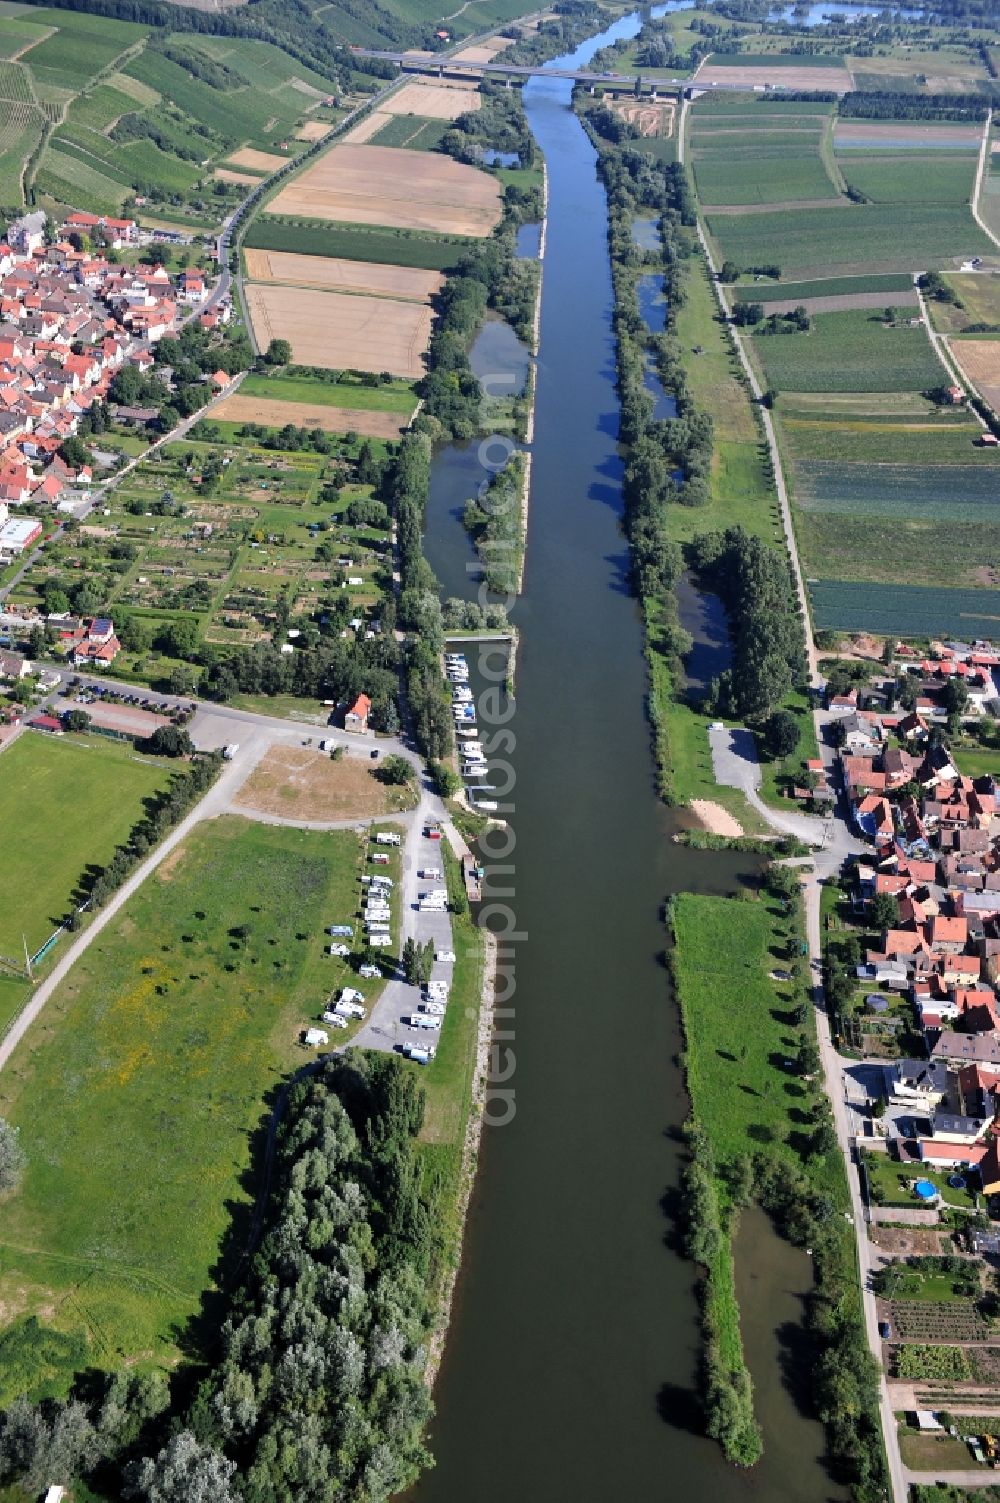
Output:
top-left (972, 110), bottom-right (1000, 254)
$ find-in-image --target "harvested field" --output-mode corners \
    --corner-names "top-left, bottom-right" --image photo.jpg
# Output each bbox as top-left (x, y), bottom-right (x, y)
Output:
top-left (211, 393), bottom-right (411, 437)
top-left (226, 146), bottom-right (288, 173)
top-left (245, 283), bottom-right (433, 377)
top-left (341, 109), bottom-right (392, 144)
top-left (244, 248), bottom-right (442, 301)
top-left (215, 168), bottom-right (261, 187)
top-left (234, 745), bottom-right (416, 821)
top-left (450, 37), bottom-right (510, 64)
top-left (835, 120), bottom-right (982, 148)
top-left (295, 120), bottom-right (332, 142)
top-left (382, 80), bottom-right (479, 120)
top-left (951, 338), bottom-right (1000, 412)
top-left (268, 143), bottom-right (502, 237)
top-left (695, 62), bottom-right (853, 92)
top-left (753, 288), bottom-right (919, 314)
top-left (609, 97), bottom-right (675, 138)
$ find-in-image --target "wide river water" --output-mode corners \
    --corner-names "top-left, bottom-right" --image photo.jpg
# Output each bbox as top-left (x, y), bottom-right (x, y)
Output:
top-left (412, 11), bottom-right (844, 1500)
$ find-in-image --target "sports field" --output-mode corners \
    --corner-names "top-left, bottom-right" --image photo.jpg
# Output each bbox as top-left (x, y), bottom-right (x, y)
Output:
top-left (244, 247), bottom-right (443, 301)
top-left (245, 282), bottom-right (434, 376)
top-left (267, 142), bottom-right (502, 236)
top-left (0, 818), bottom-right (376, 1395)
top-left (0, 732), bottom-right (175, 961)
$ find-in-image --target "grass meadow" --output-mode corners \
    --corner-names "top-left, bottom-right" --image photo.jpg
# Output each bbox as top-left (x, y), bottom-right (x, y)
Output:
top-left (246, 217), bottom-right (475, 270)
top-left (0, 733), bottom-right (174, 961)
top-left (0, 817), bottom-right (374, 1399)
top-left (239, 370), bottom-right (418, 413)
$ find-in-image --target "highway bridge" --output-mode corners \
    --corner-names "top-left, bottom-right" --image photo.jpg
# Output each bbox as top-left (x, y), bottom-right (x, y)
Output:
top-left (350, 47), bottom-right (691, 92)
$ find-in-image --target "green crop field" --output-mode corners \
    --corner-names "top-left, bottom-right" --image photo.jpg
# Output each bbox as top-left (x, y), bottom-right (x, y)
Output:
top-left (751, 308), bottom-right (941, 392)
top-left (792, 457), bottom-right (1000, 518)
top-left (693, 96), bottom-right (835, 116)
top-left (369, 113), bottom-right (448, 150)
top-left (809, 578), bottom-right (1000, 635)
top-left (706, 201), bottom-right (992, 275)
top-left (239, 370), bottom-right (418, 413)
top-left (0, 733), bottom-right (175, 961)
top-left (692, 150), bottom-right (838, 206)
top-left (246, 216), bottom-right (474, 269)
top-left (0, 817), bottom-right (380, 1398)
top-left (798, 510), bottom-right (1000, 589)
top-left (734, 272), bottom-right (916, 303)
top-left (836, 150), bottom-right (979, 205)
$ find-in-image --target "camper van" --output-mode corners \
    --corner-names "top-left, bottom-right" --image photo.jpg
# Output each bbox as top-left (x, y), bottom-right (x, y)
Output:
top-left (374, 831), bottom-right (401, 846)
top-left (408, 1013), bottom-right (441, 1031)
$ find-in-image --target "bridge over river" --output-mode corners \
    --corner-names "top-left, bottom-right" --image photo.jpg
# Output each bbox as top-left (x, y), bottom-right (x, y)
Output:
top-left (349, 47), bottom-right (719, 93)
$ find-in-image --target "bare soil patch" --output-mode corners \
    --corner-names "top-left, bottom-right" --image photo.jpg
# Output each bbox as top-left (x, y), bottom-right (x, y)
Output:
top-left (244, 248), bottom-right (442, 301)
top-left (690, 799), bottom-right (744, 836)
top-left (760, 289), bottom-right (919, 315)
top-left (214, 168), bottom-right (260, 186)
top-left (296, 120), bottom-right (332, 142)
top-left (383, 80), bottom-right (480, 120)
top-left (835, 119), bottom-right (981, 146)
top-left (450, 37), bottom-right (510, 64)
top-left (950, 338), bottom-right (1000, 414)
top-left (342, 109), bottom-right (392, 144)
top-left (234, 745), bottom-right (415, 821)
top-left (268, 142), bottom-right (502, 236)
top-left (226, 146), bottom-right (288, 173)
top-left (706, 197), bottom-right (847, 215)
top-left (609, 97), bottom-right (675, 138)
top-left (245, 283), bottom-right (433, 377)
top-left (212, 393), bottom-right (411, 436)
top-left (696, 62), bottom-right (853, 91)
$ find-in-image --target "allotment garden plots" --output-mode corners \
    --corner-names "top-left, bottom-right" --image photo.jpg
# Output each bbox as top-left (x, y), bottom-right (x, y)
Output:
top-left (5, 420), bottom-right (396, 658)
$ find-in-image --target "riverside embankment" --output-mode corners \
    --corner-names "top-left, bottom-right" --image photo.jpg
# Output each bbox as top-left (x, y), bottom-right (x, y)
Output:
top-left (409, 7), bottom-right (843, 1502)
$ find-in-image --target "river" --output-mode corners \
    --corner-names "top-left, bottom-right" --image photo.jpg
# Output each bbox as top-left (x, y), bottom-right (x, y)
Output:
top-left (412, 10), bottom-right (842, 1500)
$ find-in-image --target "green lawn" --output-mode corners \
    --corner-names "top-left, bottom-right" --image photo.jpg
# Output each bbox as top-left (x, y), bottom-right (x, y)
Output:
top-left (672, 891), bottom-right (814, 1167)
top-left (0, 816), bottom-right (382, 1399)
top-left (0, 733), bottom-right (175, 961)
top-left (755, 688), bottom-right (820, 807)
top-left (239, 371), bottom-right (418, 414)
top-left (862, 1151), bottom-right (978, 1211)
top-left (951, 742), bottom-right (1000, 779)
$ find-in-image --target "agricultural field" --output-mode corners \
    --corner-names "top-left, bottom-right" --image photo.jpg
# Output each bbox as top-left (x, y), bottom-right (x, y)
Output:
top-left (0, 731), bottom-right (176, 962)
top-left (797, 509), bottom-right (1000, 590)
top-left (0, 10), bottom-right (343, 214)
top-left (734, 273), bottom-right (916, 304)
top-left (688, 97), bottom-right (838, 207)
top-left (835, 149), bottom-right (979, 206)
top-left (705, 201), bottom-right (993, 277)
top-left (245, 283), bottom-right (434, 376)
top-left (0, 817), bottom-right (390, 1396)
top-left (950, 338), bottom-right (1000, 413)
top-left (238, 370), bottom-right (418, 414)
top-left (808, 579), bottom-right (1000, 636)
top-left (245, 216), bottom-right (475, 270)
top-left (6, 429), bottom-right (394, 659)
top-left (694, 54), bottom-right (853, 92)
top-left (369, 114), bottom-right (449, 151)
top-left (212, 393), bottom-right (412, 438)
top-left (244, 246), bottom-right (443, 301)
top-left (751, 308), bottom-right (942, 393)
top-left (266, 142), bottom-right (502, 236)
top-left (381, 79), bottom-right (479, 120)
top-left (929, 271), bottom-right (1000, 332)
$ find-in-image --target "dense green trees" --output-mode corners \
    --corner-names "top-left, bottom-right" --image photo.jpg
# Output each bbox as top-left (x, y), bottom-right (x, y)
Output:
top-left (691, 527), bottom-right (807, 720)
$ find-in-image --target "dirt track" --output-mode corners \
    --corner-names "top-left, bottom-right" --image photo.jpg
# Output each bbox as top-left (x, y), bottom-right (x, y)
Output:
top-left (244, 248), bottom-right (442, 301)
top-left (268, 143), bottom-right (501, 236)
top-left (245, 283), bottom-right (433, 376)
